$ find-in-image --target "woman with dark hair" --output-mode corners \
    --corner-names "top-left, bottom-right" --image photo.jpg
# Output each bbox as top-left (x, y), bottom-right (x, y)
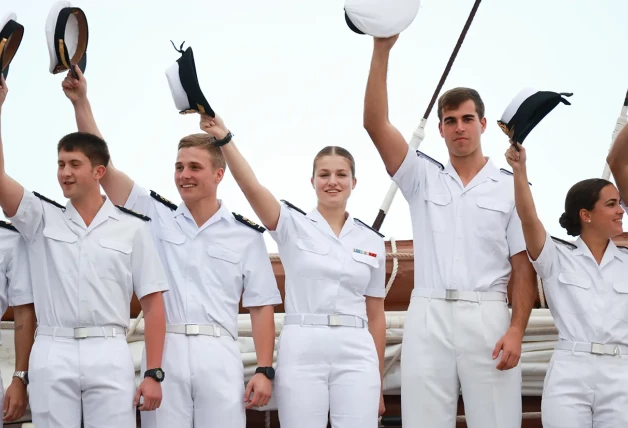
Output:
top-left (198, 114), bottom-right (387, 428)
top-left (505, 142), bottom-right (628, 427)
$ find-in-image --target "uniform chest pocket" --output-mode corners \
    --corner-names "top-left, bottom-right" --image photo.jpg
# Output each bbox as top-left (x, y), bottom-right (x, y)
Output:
top-left (473, 197), bottom-right (511, 240)
top-left (553, 272), bottom-right (593, 315)
top-left (295, 237), bottom-right (330, 279)
top-left (611, 282), bottom-right (628, 324)
top-left (206, 244), bottom-right (241, 264)
top-left (351, 251), bottom-right (379, 269)
top-left (98, 239), bottom-right (132, 283)
top-left (205, 244), bottom-right (242, 285)
top-left (424, 190), bottom-right (451, 233)
top-left (42, 227), bottom-right (78, 274)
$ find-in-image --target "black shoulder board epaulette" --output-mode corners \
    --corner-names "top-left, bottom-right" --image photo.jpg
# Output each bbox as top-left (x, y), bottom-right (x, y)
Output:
top-left (499, 168), bottom-right (532, 186)
top-left (416, 150), bottom-right (444, 170)
top-left (618, 245), bottom-right (628, 253)
top-left (232, 213), bottom-right (266, 233)
top-left (354, 218), bottom-right (385, 238)
top-left (551, 235), bottom-right (576, 250)
top-left (0, 220), bottom-right (17, 232)
top-left (280, 200), bottom-right (306, 215)
top-left (116, 206), bottom-right (151, 221)
top-left (33, 191), bottom-right (65, 210)
top-left (150, 190), bottom-right (177, 211)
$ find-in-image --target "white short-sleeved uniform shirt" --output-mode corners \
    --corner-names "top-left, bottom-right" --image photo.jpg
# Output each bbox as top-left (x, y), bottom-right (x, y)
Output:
top-left (8, 190), bottom-right (169, 329)
top-left (269, 202), bottom-right (386, 321)
top-left (392, 147), bottom-right (526, 293)
top-left (531, 232), bottom-right (628, 345)
top-left (125, 184), bottom-right (281, 340)
top-left (0, 222), bottom-right (34, 344)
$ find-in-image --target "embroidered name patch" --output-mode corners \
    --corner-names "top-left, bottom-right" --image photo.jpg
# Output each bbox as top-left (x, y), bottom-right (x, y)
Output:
top-left (354, 249), bottom-right (377, 258)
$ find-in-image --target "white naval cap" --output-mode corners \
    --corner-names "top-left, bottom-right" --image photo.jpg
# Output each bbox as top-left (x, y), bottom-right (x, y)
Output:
top-left (497, 87), bottom-right (572, 144)
top-left (0, 12), bottom-right (24, 79)
top-left (166, 41), bottom-right (214, 116)
top-left (45, 1), bottom-right (89, 78)
top-left (344, 0), bottom-right (421, 38)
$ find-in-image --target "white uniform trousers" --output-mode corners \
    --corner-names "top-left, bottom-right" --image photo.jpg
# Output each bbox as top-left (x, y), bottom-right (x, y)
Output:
top-left (542, 348), bottom-right (628, 427)
top-left (275, 323), bottom-right (381, 428)
top-left (28, 334), bottom-right (136, 428)
top-left (140, 332), bottom-right (245, 428)
top-left (401, 293), bottom-right (522, 428)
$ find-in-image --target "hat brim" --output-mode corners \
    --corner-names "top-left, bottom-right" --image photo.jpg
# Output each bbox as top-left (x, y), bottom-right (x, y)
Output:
top-left (166, 47), bottom-right (214, 116)
top-left (0, 13), bottom-right (24, 79)
top-left (46, 1), bottom-right (88, 76)
top-left (344, 0), bottom-right (420, 37)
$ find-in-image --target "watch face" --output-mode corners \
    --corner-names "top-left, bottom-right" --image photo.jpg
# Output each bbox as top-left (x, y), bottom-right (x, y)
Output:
top-left (156, 370), bottom-right (163, 380)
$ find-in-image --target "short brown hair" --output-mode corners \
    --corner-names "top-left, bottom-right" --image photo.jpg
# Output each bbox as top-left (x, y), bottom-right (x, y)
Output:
top-left (178, 133), bottom-right (226, 171)
top-left (57, 132), bottom-right (110, 167)
top-left (437, 87), bottom-right (485, 121)
top-left (312, 146), bottom-right (356, 177)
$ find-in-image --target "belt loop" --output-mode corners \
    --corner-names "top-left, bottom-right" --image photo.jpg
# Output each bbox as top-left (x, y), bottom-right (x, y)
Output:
top-left (571, 342), bottom-right (577, 354)
top-left (52, 328), bottom-right (57, 341)
top-left (428, 290), bottom-right (432, 302)
top-left (477, 292), bottom-right (482, 304)
top-left (101, 326), bottom-right (107, 338)
top-left (506, 293), bottom-right (510, 305)
top-left (112, 327), bottom-right (117, 338)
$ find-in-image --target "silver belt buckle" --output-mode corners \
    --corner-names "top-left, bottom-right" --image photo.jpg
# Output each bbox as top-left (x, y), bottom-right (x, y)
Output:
top-left (445, 289), bottom-right (459, 301)
top-left (328, 315), bottom-right (341, 327)
top-left (185, 324), bottom-right (200, 336)
top-left (73, 327), bottom-right (88, 339)
top-left (590, 342), bottom-right (605, 355)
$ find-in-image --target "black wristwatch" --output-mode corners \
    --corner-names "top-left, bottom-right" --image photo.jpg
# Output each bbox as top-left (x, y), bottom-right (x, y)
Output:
top-left (213, 131), bottom-right (233, 147)
top-left (255, 366), bottom-right (275, 380)
top-left (144, 368), bottom-right (165, 383)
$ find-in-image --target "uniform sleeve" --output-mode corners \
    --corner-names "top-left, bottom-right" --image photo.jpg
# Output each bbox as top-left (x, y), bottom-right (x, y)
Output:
top-left (6, 236), bottom-right (33, 307)
top-left (364, 237), bottom-right (386, 298)
top-left (7, 190), bottom-right (44, 244)
top-left (506, 204), bottom-right (527, 257)
top-left (391, 146), bottom-right (426, 202)
top-left (268, 204), bottom-right (298, 245)
top-left (528, 232), bottom-right (558, 279)
top-left (241, 233), bottom-right (282, 308)
top-left (131, 222), bottom-right (170, 300)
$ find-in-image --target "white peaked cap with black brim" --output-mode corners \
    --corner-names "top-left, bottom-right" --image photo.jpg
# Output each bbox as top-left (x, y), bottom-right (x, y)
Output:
top-left (344, 0), bottom-right (420, 38)
top-left (166, 41), bottom-right (214, 117)
top-left (0, 13), bottom-right (24, 80)
top-left (498, 87), bottom-right (572, 144)
top-left (46, 1), bottom-right (88, 78)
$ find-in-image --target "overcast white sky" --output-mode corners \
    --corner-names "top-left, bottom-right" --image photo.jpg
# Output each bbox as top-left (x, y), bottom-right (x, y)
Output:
top-left (2, 0), bottom-right (627, 252)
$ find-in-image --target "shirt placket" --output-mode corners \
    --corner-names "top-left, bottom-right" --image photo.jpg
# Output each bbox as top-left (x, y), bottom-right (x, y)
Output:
top-left (78, 234), bottom-right (90, 326)
top-left (451, 191), bottom-right (465, 289)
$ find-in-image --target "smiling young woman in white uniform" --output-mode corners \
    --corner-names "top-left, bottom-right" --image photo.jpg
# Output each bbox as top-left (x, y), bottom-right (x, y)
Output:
top-left (199, 114), bottom-right (387, 428)
top-left (506, 142), bottom-right (628, 427)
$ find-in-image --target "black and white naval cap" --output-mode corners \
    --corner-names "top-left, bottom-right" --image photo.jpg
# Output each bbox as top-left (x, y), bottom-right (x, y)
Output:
top-left (497, 87), bottom-right (572, 144)
top-left (46, 1), bottom-right (88, 78)
top-left (344, 0), bottom-right (421, 37)
top-left (0, 12), bottom-right (24, 79)
top-left (166, 41), bottom-right (214, 117)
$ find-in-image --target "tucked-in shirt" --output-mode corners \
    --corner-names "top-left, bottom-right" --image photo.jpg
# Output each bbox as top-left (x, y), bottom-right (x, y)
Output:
top-left (9, 190), bottom-right (169, 329)
top-left (125, 184), bottom-right (281, 339)
top-left (391, 146), bottom-right (526, 293)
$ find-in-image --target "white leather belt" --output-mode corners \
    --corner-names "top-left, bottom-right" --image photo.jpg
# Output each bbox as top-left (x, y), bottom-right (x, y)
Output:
top-left (411, 288), bottom-right (507, 303)
top-left (555, 340), bottom-right (628, 356)
top-left (166, 324), bottom-right (223, 337)
top-left (36, 326), bottom-right (126, 339)
top-left (284, 314), bottom-right (367, 328)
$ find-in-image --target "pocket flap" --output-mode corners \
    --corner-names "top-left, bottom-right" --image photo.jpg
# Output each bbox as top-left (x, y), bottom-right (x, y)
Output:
top-left (352, 251), bottom-right (379, 268)
top-left (99, 239), bottom-right (132, 254)
top-left (43, 227), bottom-right (78, 244)
top-left (158, 228), bottom-right (186, 245)
top-left (297, 238), bottom-right (330, 255)
top-left (206, 244), bottom-right (241, 264)
top-left (558, 272), bottom-right (591, 290)
top-left (613, 282), bottom-right (628, 294)
top-left (424, 191), bottom-right (451, 206)
top-left (476, 197), bottom-right (512, 213)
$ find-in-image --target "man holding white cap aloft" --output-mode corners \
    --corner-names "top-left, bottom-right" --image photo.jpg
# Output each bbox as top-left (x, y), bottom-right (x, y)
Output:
top-left (348, 1), bottom-right (538, 426)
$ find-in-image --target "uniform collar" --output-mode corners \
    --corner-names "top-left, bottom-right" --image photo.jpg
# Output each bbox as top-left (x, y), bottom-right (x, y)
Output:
top-left (443, 157), bottom-right (501, 191)
top-left (174, 199), bottom-right (231, 233)
top-left (306, 208), bottom-right (355, 239)
top-left (65, 196), bottom-right (119, 230)
top-left (573, 237), bottom-right (626, 268)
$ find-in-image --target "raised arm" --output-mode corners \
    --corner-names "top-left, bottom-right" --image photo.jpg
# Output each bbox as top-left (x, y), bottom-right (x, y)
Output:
top-left (607, 121), bottom-right (628, 203)
top-left (199, 115), bottom-right (281, 231)
top-left (61, 66), bottom-right (134, 205)
top-left (0, 76), bottom-right (25, 218)
top-left (363, 35), bottom-right (410, 176)
top-left (504, 143), bottom-right (546, 260)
